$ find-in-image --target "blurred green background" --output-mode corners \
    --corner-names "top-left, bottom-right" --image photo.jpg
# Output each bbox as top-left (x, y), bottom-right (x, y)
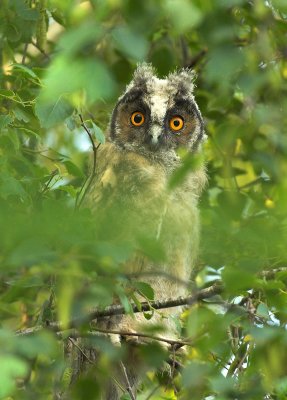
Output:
top-left (0, 0), bottom-right (287, 399)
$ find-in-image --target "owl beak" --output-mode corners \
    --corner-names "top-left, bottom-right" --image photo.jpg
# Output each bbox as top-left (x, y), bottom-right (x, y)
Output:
top-left (148, 126), bottom-right (162, 147)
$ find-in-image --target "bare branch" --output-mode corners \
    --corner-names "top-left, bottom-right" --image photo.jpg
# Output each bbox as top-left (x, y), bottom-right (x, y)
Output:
top-left (16, 283), bottom-right (223, 337)
top-left (21, 43), bottom-right (29, 64)
top-left (185, 48), bottom-right (208, 69)
top-left (145, 385), bottom-right (161, 400)
top-left (65, 328), bottom-right (195, 348)
top-left (68, 337), bottom-right (95, 364)
top-left (120, 361), bottom-right (136, 400)
top-left (31, 40), bottom-right (51, 60)
top-left (41, 169), bottom-right (58, 195)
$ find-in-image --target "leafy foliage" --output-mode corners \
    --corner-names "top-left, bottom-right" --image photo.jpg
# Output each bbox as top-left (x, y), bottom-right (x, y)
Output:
top-left (0, 0), bottom-right (287, 399)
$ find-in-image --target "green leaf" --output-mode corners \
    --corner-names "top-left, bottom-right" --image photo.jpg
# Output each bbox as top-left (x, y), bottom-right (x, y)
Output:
top-left (0, 173), bottom-right (27, 200)
top-left (218, 0), bottom-right (245, 6)
top-left (17, 333), bottom-right (57, 358)
top-left (11, 63), bottom-right (40, 81)
top-left (57, 185), bottom-right (79, 198)
top-left (206, 46), bottom-right (245, 87)
top-left (118, 292), bottom-right (133, 315)
top-left (268, 0), bottom-right (287, 12)
top-left (0, 115), bottom-right (14, 129)
top-left (133, 281), bottom-right (154, 301)
top-left (0, 89), bottom-right (15, 98)
top-left (34, 95), bottom-right (74, 128)
top-left (164, 0), bottom-right (203, 33)
top-left (58, 21), bottom-right (102, 57)
top-left (63, 160), bottom-right (84, 178)
top-left (65, 114), bottom-right (77, 131)
top-left (120, 394), bottom-right (132, 400)
top-left (256, 303), bottom-right (270, 320)
top-left (137, 237), bottom-right (166, 262)
top-left (130, 293), bottom-right (142, 312)
top-left (138, 342), bottom-right (167, 368)
top-left (12, 0), bottom-right (39, 20)
top-left (143, 311), bottom-right (154, 320)
top-left (91, 122), bottom-right (105, 144)
top-left (39, 57), bottom-right (115, 105)
top-left (5, 24), bottom-right (21, 42)
top-left (7, 238), bottom-right (56, 267)
top-left (182, 361), bottom-right (211, 389)
top-left (94, 242), bottom-right (133, 264)
top-left (168, 152), bottom-right (203, 190)
top-left (0, 355), bottom-right (28, 398)
top-left (112, 26), bottom-right (148, 61)
top-left (13, 107), bottom-right (30, 123)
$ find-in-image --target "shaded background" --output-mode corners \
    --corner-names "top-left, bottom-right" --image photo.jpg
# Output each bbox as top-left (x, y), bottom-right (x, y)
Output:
top-left (0, 0), bottom-right (287, 399)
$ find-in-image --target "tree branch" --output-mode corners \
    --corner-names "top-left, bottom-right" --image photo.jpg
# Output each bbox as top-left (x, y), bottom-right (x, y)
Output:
top-left (21, 43), bottom-right (29, 64)
top-left (16, 282), bottom-right (223, 337)
top-left (31, 40), bottom-right (50, 60)
top-left (63, 328), bottom-right (195, 348)
top-left (68, 337), bottom-right (95, 364)
top-left (120, 361), bottom-right (136, 400)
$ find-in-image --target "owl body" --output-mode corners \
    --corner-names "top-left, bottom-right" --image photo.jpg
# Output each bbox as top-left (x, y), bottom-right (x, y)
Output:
top-left (86, 64), bottom-right (206, 336)
top-left (77, 65), bottom-right (206, 398)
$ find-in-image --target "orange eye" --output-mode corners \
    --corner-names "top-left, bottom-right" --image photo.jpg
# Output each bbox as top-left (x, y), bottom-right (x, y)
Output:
top-left (170, 116), bottom-right (184, 131)
top-left (131, 111), bottom-right (145, 126)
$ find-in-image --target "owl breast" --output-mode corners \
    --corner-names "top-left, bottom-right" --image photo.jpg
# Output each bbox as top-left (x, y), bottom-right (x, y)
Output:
top-left (87, 141), bottom-right (206, 289)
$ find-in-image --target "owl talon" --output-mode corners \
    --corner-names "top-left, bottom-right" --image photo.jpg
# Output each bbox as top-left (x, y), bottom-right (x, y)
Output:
top-left (108, 333), bottom-right (121, 347)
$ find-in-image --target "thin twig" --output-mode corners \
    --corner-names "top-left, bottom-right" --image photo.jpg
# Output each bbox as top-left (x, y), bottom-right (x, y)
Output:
top-left (75, 114), bottom-right (100, 210)
top-left (68, 336), bottom-right (126, 394)
top-left (22, 43), bottom-right (29, 64)
top-left (145, 385), bottom-right (161, 400)
top-left (226, 340), bottom-right (248, 377)
top-left (76, 328), bottom-right (195, 348)
top-left (239, 177), bottom-right (265, 190)
top-left (120, 361), bottom-right (136, 400)
top-left (165, 346), bottom-right (177, 389)
top-left (31, 40), bottom-right (50, 60)
top-left (209, 352), bottom-right (230, 371)
top-left (185, 48), bottom-right (208, 69)
top-left (41, 169), bottom-right (58, 195)
top-left (112, 377), bottom-right (126, 395)
top-left (235, 343), bottom-right (252, 374)
top-left (68, 337), bottom-right (95, 364)
top-left (180, 36), bottom-right (189, 67)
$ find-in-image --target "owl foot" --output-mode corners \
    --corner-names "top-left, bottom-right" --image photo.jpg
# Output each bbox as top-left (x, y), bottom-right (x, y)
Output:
top-left (108, 333), bottom-right (122, 347)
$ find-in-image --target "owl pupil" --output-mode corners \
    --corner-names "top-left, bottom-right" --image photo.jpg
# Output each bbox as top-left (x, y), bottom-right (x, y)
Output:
top-left (173, 120), bottom-right (180, 127)
top-left (134, 114), bottom-right (142, 123)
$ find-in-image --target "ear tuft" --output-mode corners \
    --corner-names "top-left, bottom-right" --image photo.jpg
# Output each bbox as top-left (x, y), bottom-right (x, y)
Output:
top-left (133, 62), bottom-right (156, 82)
top-left (121, 63), bottom-right (156, 97)
top-left (168, 68), bottom-right (196, 95)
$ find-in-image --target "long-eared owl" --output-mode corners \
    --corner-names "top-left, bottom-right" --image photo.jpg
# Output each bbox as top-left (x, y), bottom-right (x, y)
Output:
top-left (81, 63), bottom-right (206, 398)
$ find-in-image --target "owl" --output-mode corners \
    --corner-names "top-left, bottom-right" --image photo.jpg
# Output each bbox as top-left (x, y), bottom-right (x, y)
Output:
top-left (71, 64), bottom-right (206, 399)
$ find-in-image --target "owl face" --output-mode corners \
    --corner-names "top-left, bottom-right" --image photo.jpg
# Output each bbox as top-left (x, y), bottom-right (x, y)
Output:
top-left (109, 64), bottom-right (204, 162)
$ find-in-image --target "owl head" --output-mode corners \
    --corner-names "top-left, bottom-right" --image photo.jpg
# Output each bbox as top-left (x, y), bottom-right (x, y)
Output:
top-left (109, 64), bottom-right (204, 163)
